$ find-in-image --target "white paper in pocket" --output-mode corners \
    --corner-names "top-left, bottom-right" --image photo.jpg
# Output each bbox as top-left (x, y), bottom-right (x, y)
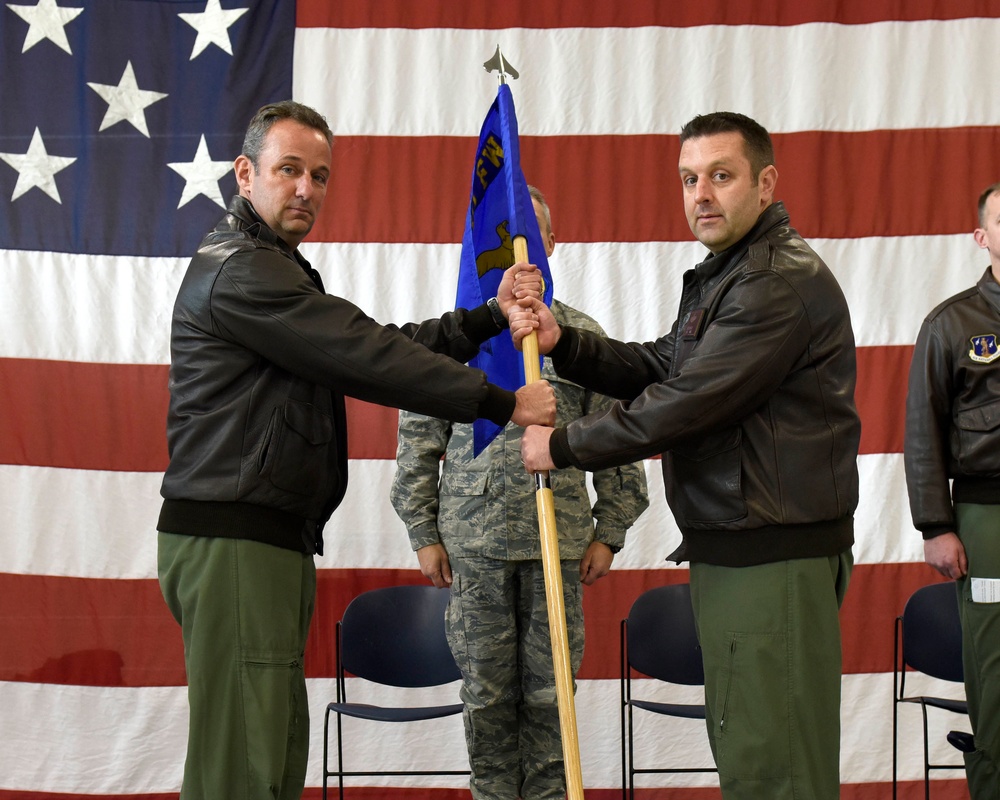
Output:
top-left (971, 577), bottom-right (1000, 603)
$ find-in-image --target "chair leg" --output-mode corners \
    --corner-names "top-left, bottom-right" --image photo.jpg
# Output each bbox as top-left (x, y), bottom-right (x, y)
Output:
top-left (337, 709), bottom-right (346, 800)
top-left (892, 615), bottom-right (902, 800)
top-left (627, 702), bottom-right (636, 800)
top-left (620, 697), bottom-right (627, 800)
top-left (921, 702), bottom-right (931, 800)
top-left (892, 696), bottom-right (898, 800)
top-left (322, 705), bottom-right (330, 800)
top-left (620, 618), bottom-right (627, 800)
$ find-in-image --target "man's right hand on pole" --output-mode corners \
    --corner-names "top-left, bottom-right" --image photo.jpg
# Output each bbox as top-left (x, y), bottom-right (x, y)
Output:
top-left (510, 296), bottom-right (561, 355)
top-left (512, 380), bottom-right (556, 427)
top-left (520, 424), bottom-right (556, 472)
top-left (498, 261), bottom-right (543, 317)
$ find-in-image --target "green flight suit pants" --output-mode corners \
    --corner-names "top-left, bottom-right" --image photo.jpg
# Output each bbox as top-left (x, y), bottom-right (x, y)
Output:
top-left (690, 551), bottom-right (852, 800)
top-left (956, 503), bottom-right (1000, 799)
top-left (158, 532), bottom-right (316, 800)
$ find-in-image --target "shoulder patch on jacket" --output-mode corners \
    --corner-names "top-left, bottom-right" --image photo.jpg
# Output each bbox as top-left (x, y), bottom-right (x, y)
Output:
top-left (744, 239), bottom-right (772, 272)
top-left (969, 334), bottom-right (1000, 363)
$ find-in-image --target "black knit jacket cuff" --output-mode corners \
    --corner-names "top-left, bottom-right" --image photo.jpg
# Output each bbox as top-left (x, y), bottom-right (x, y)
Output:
top-left (549, 426), bottom-right (574, 469)
top-left (548, 325), bottom-right (576, 365)
top-left (478, 383), bottom-right (517, 426)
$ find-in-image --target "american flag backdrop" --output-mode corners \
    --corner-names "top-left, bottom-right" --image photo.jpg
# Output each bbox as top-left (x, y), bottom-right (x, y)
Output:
top-left (2, 1), bottom-right (1000, 798)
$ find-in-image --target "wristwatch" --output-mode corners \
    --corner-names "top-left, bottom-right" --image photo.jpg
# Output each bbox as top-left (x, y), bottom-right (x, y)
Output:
top-left (487, 296), bottom-right (509, 330)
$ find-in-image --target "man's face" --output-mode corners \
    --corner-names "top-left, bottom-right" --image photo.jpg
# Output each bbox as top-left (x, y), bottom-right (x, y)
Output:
top-left (678, 131), bottom-right (776, 254)
top-left (975, 191), bottom-right (1000, 275)
top-left (234, 118), bottom-right (332, 249)
top-left (532, 198), bottom-right (556, 257)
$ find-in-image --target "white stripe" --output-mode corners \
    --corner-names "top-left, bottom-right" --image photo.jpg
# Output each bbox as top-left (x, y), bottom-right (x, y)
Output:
top-left (0, 454), bottom-right (919, 580)
top-left (0, 465), bottom-right (164, 579)
top-left (0, 672), bottom-right (967, 793)
top-left (0, 248), bottom-right (183, 364)
top-left (0, 681), bottom-right (188, 794)
top-left (813, 235), bottom-right (984, 348)
top-left (854, 453), bottom-right (924, 565)
top-left (294, 20), bottom-right (1000, 136)
top-left (1, 234), bottom-right (982, 362)
top-left (552, 235), bottom-right (984, 347)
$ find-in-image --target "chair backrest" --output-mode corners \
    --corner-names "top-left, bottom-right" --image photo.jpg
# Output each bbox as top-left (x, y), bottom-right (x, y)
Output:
top-left (339, 584), bottom-right (460, 688)
top-left (626, 583), bottom-right (704, 686)
top-left (901, 581), bottom-right (963, 683)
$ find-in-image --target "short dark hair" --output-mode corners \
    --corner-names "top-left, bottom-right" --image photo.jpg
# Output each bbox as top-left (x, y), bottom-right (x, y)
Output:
top-left (679, 112), bottom-right (774, 182)
top-left (242, 101), bottom-right (333, 169)
top-left (978, 182), bottom-right (1000, 227)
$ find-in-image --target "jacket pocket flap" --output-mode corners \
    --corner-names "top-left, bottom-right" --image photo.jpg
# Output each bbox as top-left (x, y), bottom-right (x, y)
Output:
top-left (957, 402), bottom-right (1000, 433)
top-left (673, 427), bottom-right (741, 462)
top-left (440, 470), bottom-right (489, 497)
top-left (283, 400), bottom-right (333, 444)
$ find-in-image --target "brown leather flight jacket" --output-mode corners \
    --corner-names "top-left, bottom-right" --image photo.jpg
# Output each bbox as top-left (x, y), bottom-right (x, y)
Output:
top-left (905, 267), bottom-right (1000, 540)
top-left (548, 203), bottom-right (861, 567)
top-left (158, 196), bottom-right (512, 555)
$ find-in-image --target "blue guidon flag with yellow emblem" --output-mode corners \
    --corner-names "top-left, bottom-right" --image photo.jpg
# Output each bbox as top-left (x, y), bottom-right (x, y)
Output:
top-left (455, 82), bottom-right (554, 456)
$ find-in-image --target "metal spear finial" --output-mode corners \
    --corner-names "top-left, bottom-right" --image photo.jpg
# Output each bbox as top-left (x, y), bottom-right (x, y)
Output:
top-left (483, 44), bottom-right (519, 85)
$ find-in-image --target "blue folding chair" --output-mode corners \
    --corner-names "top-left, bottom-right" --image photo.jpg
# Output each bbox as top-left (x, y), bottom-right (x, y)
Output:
top-left (892, 581), bottom-right (969, 800)
top-left (620, 583), bottom-right (716, 799)
top-left (322, 584), bottom-right (469, 799)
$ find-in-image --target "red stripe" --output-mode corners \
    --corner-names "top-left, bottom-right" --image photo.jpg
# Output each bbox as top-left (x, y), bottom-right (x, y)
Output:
top-left (843, 783), bottom-right (969, 800)
top-left (857, 345), bottom-right (911, 456)
top-left (0, 360), bottom-right (171, 472)
top-left (0, 786), bottom-right (974, 800)
top-left (0, 347), bottom-right (902, 470)
top-left (0, 347), bottom-right (906, 471)
top-left (581, 561), bottom-right (947, 680)
top-left (0, 562), bottom-right (947, 687)
top-left (0, 358), bottom-right (398, 470)
top-left (297, 0), bottom-right (997, 28)
top-left (317, 129), bottom-right (1000, 244)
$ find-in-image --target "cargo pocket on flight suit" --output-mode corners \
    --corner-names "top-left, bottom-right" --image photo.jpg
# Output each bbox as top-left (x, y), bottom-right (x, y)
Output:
top-left (714, 631), bottom-right (791, 780)
top-left (240, 650), bottom-right (303, 791)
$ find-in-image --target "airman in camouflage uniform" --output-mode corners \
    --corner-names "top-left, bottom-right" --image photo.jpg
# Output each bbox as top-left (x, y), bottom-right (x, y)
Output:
top-left (391, 188), bottom-right (649, 800)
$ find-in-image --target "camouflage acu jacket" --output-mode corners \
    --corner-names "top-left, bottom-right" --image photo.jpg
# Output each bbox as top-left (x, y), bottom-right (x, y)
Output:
top-left (391, 300), bottom-right (649, 561)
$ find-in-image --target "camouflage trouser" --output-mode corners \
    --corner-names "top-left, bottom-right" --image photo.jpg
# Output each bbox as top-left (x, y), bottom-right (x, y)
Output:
top-left (446, 556), bottom-right (585, 800)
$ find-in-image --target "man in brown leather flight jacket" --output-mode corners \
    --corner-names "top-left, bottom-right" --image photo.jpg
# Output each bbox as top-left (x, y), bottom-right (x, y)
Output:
top-left (516, 111), bottom-right (860, 800)
top-left (156, 100), bottom-right (555, 800)
top-left (905, 181), bottom-right (1000, 799)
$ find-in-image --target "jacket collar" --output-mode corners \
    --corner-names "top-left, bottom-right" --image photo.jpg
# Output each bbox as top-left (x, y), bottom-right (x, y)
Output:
top-left (223, 195), bottom-right (297, 257)
top-left (977, 266), bottom-right (1000, 316)
top-left (694, 201), bottom-right (791, 283)
top-left (221, 194), bottom-right (322, 289)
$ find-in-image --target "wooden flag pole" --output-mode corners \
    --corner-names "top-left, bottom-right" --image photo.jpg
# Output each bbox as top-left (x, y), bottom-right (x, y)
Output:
top-left (482, 46), bottom-right (584, 798)
top-left (513, 230), bottom-right (585, 800)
